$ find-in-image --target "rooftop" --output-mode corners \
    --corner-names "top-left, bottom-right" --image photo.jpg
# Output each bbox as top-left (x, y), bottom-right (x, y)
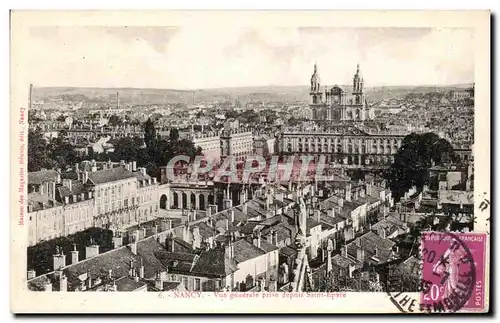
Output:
top-left (28, 170), bottom-right (59, 185)
top-left (87, 167), bottom-right (136, 185)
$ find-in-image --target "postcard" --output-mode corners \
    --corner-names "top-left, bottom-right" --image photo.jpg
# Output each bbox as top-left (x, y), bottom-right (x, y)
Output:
top-left (10, 10), bottom-right (490, 313)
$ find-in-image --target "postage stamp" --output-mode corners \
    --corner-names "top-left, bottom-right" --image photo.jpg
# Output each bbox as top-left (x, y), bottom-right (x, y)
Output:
top-left (420, 232), bottom-right (487, 313)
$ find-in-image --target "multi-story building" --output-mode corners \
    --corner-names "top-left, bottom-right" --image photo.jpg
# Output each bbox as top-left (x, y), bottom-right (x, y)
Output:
top-left (278, 125), bottom-right (407, 165)
top-left (191, 132), bottom-right (221, 162)
top-left (220, 129), bottom-right (254, 161)
top-left (27, 160), bottom-right (160, 246)
top-left (309, 63), bottom-right (375, 121)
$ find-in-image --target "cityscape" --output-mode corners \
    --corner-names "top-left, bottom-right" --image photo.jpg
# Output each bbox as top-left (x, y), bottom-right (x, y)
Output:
top-left (25, 28), bottom-right (475, 294)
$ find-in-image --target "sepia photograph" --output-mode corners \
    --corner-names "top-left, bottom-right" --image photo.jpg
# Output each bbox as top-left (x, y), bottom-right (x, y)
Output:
top-left (10, 10), bottom-right (490, 314)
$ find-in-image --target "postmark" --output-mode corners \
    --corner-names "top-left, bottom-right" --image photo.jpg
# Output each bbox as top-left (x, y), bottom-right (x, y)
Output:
top-left (420, 232), bottom-right (487, 313)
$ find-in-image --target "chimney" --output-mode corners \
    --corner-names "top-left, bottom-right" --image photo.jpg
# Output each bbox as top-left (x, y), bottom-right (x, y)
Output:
top-left (253, 231), bottom-right (261, 249)
top-left (345, 182), bottom-right (352, 202)
top-left (64, 196), bottom-right (69, 204)
top-left (355, 238), bottom-right (361, 248)
top-left (71, 244), bottom-right (79, 264)
top-left (53, 247), bottom-right (66, 271)
top-left (225, 218), bottom-right (229, 231)
top-left (242, 202), bottom-right (248, 214)
top-left (82, 171), bottom-right (89, 183)
top-left (225, 241), bottom-right (234, 259)
top-left (257, 277), bottom-right (265, 292)
top-left (268, 278), bottom-right (277, 292)
top-left (374, 247), bottom-right (379, 257)
top-left (379, 228), bottom-right (386, 239)
top-left (230, 209), bottom-right (235, 222)
top-left (326, 249), bottom-right (332, 273)
top-left (130, 230), bottom-right (139, 254)
top-left (27, 269), bottom-right (36, 280)
top-left (60, 274), bottom-right (68, 292)
top-left (139, 259), bottom-right (145, 278)
top-left (44, 282), bottom-right (53, 292)
top-left (132, 161), bottom-right (137, 171)
top-left (314, 209), bottom-right (321, 223)
top-left (357, 247), bottom-right (365, 263)
top-left (155, 272), bottom-right (164, 291)
top-left (271, 230), bottom-right (278, 245)
top-left (85, 244), bottom-right (100, 259)
top-left (108, 269), bottom-right (113, 280)
top-left (152, 225), bottom-right (158, 237)
top-left (113, 234), bottom-right (123, 249)
top-left (192, 209), bottom-right (197, 221)
top-left (341, 244), bottom-right (347, 257)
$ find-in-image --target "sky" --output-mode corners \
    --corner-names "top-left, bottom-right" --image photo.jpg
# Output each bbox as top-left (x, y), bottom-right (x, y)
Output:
top-left (26, 26), bottom-right (474, 89)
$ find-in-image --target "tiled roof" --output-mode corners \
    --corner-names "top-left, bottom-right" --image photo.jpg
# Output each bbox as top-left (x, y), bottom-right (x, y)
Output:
top-left (132, 170), bottom-right (151, 182)
top-left (172, 237), bottom-right (194, 253)
top-left (57, 181), bottom-right (86, 199)
top-left (232, 239), bottom-right (265, 263)
top-left (279, 244), bottom-right (298, 257)
top-left (136, 237), bottom-right (169, 279)
top-left (87, 167), bottom-right (136, 185)
top-left (28, 170), bottom-right (59, 185)
top-left (191, 248), bottom-right (238, 277)
top-left (114, 276), bottom-right (147, 291)
top-left (346, 231), bottom-right (395, 265)
top-left (63, 247), bottom-right (140, 290)
top-left (27, 192), bottom-right (62, 212)
top-left (258, 239), bottom-right (279, 253)
top-left (154, 251), bottom-right (198, 274)
top-left (331, 254), bottom-right (351, 268)
top-left (194, 222), bottom-right (217, 240)
top-left (306, 218), bottom-right (321, 231)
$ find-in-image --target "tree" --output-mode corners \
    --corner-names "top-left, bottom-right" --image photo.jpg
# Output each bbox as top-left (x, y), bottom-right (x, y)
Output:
top-left (108, 115), bottom-right (123, 126)
top-left (385, 133), bottom-right (455, 201)
top-left (169, 128), bottom-right (179, 142)
top-left (143, 118), bottom-right (157, 157)
top-left (47, 131), bottom-right (79, 169)
top-left (28, 130), bottom-right (53, 171)
top-left (112, 137), bottom-right (146, 164)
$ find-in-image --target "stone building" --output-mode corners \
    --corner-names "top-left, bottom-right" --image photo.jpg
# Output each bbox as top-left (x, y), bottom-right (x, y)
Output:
top-left (279, 125), bottom-right (407, 165)
top-left (309, 63), bottom-right (375, 121)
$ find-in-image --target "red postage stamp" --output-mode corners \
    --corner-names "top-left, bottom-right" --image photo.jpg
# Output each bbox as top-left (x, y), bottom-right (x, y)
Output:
top-left (420, 232), bottom-right (487, 313)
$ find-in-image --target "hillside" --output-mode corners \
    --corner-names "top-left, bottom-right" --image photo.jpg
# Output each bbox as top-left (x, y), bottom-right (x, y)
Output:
top-left (32, 83), bottom-right (473, 106)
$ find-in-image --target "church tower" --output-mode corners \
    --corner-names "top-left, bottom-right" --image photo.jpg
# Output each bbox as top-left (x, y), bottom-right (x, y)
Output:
top-left (310, 63), bottom-right (323, 105)
top-left (352, 63), bottom-right (364, 105)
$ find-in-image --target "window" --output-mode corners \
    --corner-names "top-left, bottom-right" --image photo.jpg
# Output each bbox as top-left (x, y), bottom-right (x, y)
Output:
top-left (194, 278), bottom-right (201, 291)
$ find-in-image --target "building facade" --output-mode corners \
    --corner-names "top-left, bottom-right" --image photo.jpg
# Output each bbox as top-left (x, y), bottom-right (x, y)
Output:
top-left (309, 63), bottom-right (375, 121)
top-left (191, 132), bottom-right (221, 162)
top-left (220, 130), bottom-right (254, 161)
top-left (27, 161), bottom-right (161, 246)
top-left (278, 125), bottom-right (407, 165)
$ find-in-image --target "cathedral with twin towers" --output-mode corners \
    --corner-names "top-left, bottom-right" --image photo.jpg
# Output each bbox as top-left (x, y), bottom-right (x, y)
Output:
top-left (309, 63), bottom-right (375, 121)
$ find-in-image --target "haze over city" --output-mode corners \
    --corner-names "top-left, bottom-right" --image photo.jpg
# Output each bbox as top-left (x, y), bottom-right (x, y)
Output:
top-left (26, 26), bottom-right (474, 89)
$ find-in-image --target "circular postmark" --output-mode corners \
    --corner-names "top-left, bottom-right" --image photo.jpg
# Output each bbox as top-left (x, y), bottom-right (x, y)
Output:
top-left (383, 231), bottom-right (476, 313)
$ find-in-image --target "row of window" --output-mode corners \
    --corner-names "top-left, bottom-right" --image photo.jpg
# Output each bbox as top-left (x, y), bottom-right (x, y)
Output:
top-left (293, 138), bottom-right (402, 145)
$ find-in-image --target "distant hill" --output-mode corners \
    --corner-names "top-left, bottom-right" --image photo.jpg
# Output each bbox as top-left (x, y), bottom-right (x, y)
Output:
top-left (32, 83), bottom-right (473, 106)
